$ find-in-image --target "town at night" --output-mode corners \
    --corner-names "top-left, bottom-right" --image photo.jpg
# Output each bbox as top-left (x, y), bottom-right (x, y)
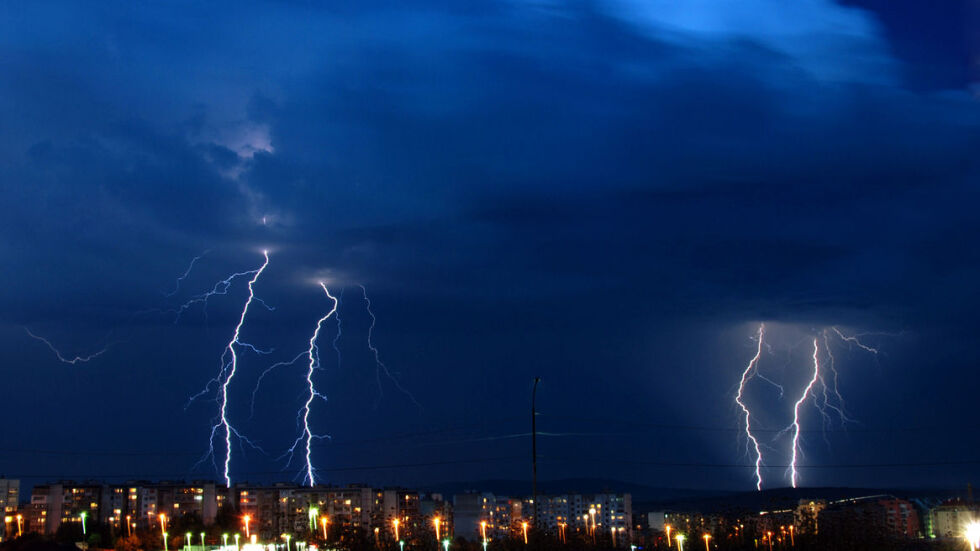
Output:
top-left (1, 0), bottom-right (978, 550)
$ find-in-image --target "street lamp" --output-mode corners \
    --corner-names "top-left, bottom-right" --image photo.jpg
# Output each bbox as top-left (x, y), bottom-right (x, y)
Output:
top-left (223, 534), bottom-right (229, 549)
top-left (321, 517), bottom-right (329, 540)
top-left (243, 516), bottom-right (251, 539)
top-left (399, 540), bottom-right (404, 551)
top-left (675, 534), bottom-right (685, 551)
top-left (966, 522), bottom-right (980, 551)
top-left (665, 525), bottom-right (672, 548)
top-left (766, 532), bottom-right (773, 551)
top-left (163, 532), bottom-right (169, 551)
top-left (186, 532), bottom-right (193, 549)
top-left (788, 525), bottom-right (795, 547)
top-left (441, 539), bottom-right (449, 551)
top-left (80, 512), bottom-right (88, 536)
top-left (234, 534), bottom-right (240, 550)
top-left (522, 521), bottom-right (529, 545)
top-left (374, 527), bottom-right (380, 549)
top-left (16, 514), bottom-right (23, 538)
top-left (433, 517), bottom-right (441, 542)
top-left (308, 507), bottom-right (319, 533)
top-left (126, 515), bottom-right (132, 538)
top-left (201, 532), bottom-right (206, 549)
top-left (702, 534), bottom-right (711, 551)
top-left (160, 514), bottom-right (168, 534)
top-left (284, 533), bottom-right (292, 551)
top-left (479, 521), bottom-right (486, 544)
top-left (394, 518), bottom-right (401, 542)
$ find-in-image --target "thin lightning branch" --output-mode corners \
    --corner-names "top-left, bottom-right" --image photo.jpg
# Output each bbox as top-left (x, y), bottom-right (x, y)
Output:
top-left (789, 338), bottom-right (821, 488)
top-left (24, 328), bottom-right (111, 365)
top-left (831, 327), bottom-right (880, 355)
top-left (755, 374), bottom-right (785, 398)
top-left (360, 285), bottom-right (422, 410)
top-left (172, 265), bottom-right (275, 324)
top-left (735, 323), bottom-right (766, 491)
top-left (332, 288), bottom-right (344, 369)
top-left (164, 250), bottom-right (210, 297)
top-left (249, 352), bottom-right (307, 419)
top-left (282, 283), bottom-right (338, 486)
top-left (196, 251), bottom-right (270, 486)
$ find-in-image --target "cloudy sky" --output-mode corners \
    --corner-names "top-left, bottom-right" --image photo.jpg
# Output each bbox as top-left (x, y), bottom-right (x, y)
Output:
top-left (1, 0), bottom-right (978, 492)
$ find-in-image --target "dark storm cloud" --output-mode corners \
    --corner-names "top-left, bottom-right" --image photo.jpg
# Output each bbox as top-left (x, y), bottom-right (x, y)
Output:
top-left (2, 0), bottom-right (979, 490)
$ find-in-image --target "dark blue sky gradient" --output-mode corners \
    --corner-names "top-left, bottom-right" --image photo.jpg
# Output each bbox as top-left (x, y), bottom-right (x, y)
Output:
top-left (1, 0), bottom-right (979, 492)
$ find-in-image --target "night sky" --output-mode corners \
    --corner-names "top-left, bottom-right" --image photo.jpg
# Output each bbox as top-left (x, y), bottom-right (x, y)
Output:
top-left (2, 0), bottom-right (979, 493)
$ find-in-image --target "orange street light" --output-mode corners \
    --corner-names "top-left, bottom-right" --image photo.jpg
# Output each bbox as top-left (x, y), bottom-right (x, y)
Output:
top-left (480, 521), bottom-right (487, 543)
top-left (243, 515), bottom-right (251, 539)
top-left (788, 525), bottom-right (795, 547)
top-left (394, 518), bottom-right (401, 542)
top-left (321, 517), bottom-right (329, 540)
top-left (702, 534), bottom-right (711, 551)
top-left (666, 525), bottom-right (672, 548)
top-left (522, 521), bottom-right (529, 545)
top-left (433, 517), bottom-right (441, 541)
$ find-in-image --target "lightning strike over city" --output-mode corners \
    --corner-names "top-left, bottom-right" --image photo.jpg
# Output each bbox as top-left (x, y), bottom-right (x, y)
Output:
top-left (282, 282), bottom-right (338, 486)
top-left (6, 2), bottom-right (976, 546)
top-left (788, 338), bottom-right (822, 488)
top-left (734, 323), bottom-right (766, 491)
top-left (198, 250), bottom-right (271, 486)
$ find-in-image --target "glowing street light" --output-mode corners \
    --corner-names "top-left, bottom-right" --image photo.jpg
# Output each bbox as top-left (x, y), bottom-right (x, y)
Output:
top-left (223, 534), bottom-right (229, 549)
top-left (788, 525), bottom-right (795, 547)
top-left (164, 532), bottom-right (169, 551)
top-left (80, 512), bottom-right (88, 536)
top-left (399, 540), bottom-right (404, 551)
top-left (284, 533), bottom-right (292, 551)
top-left (441, 539), bottom-right (449, 551)
top-left (160, 514), bottom-right (168, 534)
top-left (966, 522), bottom-right (980, 551)
top-left (665, 525), bottom-right (672, 548)
top-left (479, 521), bottom-right (486, 544)
top-left (235, 534), bottom-right (241, 550)
top-left (433, 517), bottom-right (441, 542)
top-left (321, 517), bottom-right (329, 540)
top-left (16, 514), bottom-right (23, 538)
top-left (309, 507), bottom-right (319, 533)
top-left (766, 532), bottom-right (773, 551)
top-left (675, 534), bottom-right (685, 551)
top-left (702, 534), bottom-right (711, 551)
top-left (374, 527), bottom-right (380, 549)
top-left (394, 518), bottom-right (401, 542)
top-left (186, 532), bottom-right (193, 548)
top-left (522, 521), bottom-right (529, 545)
top-left (243, 516), bottom-right (252, 539)
top-left (201, 532), bottom-right (206, 548)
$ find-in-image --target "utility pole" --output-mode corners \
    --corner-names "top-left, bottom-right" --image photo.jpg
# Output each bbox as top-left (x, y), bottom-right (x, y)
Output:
top-left (531, 377), bottom-right (541, 528)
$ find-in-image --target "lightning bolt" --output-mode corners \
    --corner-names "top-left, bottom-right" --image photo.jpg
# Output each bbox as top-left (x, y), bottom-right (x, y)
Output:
top-left (735, 323), bottom-right (766, 490)
top-left (360, 284), bottom-right (421, 409)
top-left (164, 250), bottom-right (210, 297)
top-left (282, 282), bottom-right (338, 486)
top-left (193, 251), bottom-right (270, 486)
top-left (788, 338), bottom-right (821, 488)
top-left (24, 328), bottom-right (111, 365)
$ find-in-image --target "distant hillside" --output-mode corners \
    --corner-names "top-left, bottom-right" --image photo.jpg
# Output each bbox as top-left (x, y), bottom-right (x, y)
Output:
top-left (636, 486), bottom-right (964, 514)
top-left (424, 481), bottom-right (964, 515)
top-left (424, 478), bottom-right (731, 503)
